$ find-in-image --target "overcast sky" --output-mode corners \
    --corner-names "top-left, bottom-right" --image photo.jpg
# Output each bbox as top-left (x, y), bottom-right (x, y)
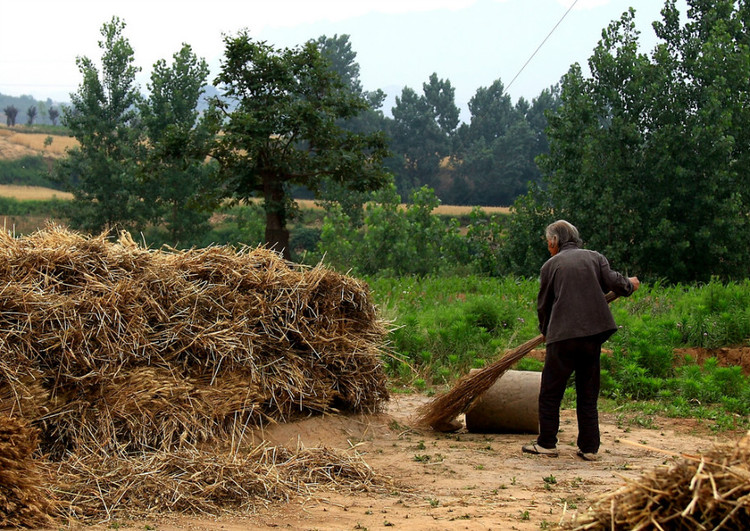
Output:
top-left (1, 0), bottom-right (687, 119)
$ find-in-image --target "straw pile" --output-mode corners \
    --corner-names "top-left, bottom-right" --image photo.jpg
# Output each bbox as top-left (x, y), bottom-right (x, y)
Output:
top-left (50, 444), bottom-right (386, 521)
top-left (0, 225), bottom-right (389, 456)
top-left (0, 225), bottom-right (392, 522)
top-left (0, 415), bottom-right (56, 528)
top-left (566, 432), bottom-right (750, 530)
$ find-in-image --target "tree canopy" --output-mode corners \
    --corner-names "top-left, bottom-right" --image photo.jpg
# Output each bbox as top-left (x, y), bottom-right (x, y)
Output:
top-left (510, 0), bottom-right (750, 282)
top-left (208, 32), bottom-right (391, 258)
top-left (55, 16), bottom-right (147, 233)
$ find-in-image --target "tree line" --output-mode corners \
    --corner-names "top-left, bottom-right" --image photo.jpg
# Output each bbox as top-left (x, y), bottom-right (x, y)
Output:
top-left (48, 0), bottom-right (750, 283)
top-left (2, 94), bottom-right (61, 126)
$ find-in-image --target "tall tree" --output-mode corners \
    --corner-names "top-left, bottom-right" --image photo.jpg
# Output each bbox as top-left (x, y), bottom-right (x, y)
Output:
top-left (26, 106), bottom-right (37, 125)
top-left (313, 34), bottom-right (392, 226)
top-left (315, 33), bottom-right (362, 95)
top-left (453, 79), bottom-right (544, 205)
top-left (48, 107), bottom-right (59, 126)
top-left (3, 105), bottom-right (18, 126)
top-left (54, 16), bottom-right (147, 233)
top-left (389, 73), bottom-right (457, 199)
top-left (140, 43), bottom-right (217, 245)
top-left (209, 32), bottom-right (391, 259)
top-left (536, 1), bottom-right (750, 282)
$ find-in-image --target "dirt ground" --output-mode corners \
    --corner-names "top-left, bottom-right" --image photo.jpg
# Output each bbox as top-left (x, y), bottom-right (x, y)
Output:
top-left (62, 390), bottom-right (745, 531)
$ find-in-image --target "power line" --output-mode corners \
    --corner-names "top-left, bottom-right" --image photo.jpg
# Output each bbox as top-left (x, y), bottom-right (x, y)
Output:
top-left (505, 0), bottom-right (579, 93)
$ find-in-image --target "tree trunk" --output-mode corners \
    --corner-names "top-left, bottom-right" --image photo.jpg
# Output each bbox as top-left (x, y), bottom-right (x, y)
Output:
top-left (263, 173), bottom-right (291, 260)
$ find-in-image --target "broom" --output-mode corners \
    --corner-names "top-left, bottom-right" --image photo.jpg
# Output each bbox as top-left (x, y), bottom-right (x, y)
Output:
top-left (415, 291), bottom-right (619, 430)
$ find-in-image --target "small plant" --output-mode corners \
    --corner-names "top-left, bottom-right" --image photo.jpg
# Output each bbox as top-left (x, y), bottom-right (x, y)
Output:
top-left (414, 454), bottom-right (431, 463)
top-left (520, 510), bottom-right (530, 520)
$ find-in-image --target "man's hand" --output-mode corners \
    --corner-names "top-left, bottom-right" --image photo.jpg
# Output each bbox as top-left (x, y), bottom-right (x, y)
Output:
top-left (629, 277), bottom-right (640, 291)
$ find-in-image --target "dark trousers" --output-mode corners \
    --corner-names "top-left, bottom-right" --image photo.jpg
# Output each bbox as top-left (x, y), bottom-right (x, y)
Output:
top-left (536, 335), bottom-right (603, 453)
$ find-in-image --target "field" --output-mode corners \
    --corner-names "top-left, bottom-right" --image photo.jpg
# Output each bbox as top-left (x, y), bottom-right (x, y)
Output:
top-left (0, 184), bottom-right (73, 201)
top-left (0, 127), bottom-right (76, 159)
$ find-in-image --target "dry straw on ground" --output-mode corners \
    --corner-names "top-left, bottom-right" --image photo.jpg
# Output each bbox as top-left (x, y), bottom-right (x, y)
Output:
top-left (565, 433), bottom-right (750, 530)
top-left (0, 225), bottom-right (391, 524)
top-left (49, 444), bottom-right (388, 521)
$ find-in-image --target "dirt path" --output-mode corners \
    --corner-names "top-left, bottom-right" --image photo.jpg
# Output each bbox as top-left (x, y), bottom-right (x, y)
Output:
top-left (68, 394), bottom-right (742, 531)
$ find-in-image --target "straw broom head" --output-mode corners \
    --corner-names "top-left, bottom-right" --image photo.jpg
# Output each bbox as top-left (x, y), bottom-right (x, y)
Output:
top-left (414, 334), bottom-right (545, 429)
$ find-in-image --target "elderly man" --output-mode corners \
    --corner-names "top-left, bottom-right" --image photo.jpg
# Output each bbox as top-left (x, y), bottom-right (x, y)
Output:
top-left (522, 220), bottom-right (639, 461)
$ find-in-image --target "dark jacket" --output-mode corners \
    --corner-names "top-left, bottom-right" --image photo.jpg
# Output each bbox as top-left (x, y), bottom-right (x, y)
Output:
top-left (537, 242), bottom-right (634, 344)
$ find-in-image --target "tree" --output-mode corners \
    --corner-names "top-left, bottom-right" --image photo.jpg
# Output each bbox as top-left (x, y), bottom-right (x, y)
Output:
top-left (48, 107), bottom-right (59, 126)
top-left (209, 32), bottom-right (391, 259)
top-left (140, 43), bottom-right (217, 245)
top-left (422, 73), bottom-right (460, 139)
top-left (313, 34), bottom-right (392, 226)
top-left (536, 1), bottom-right (750, 282)
top-left (4, 105), bottom-right (18, 126)
top-left (389, 74), bottom-right (458, 199)
top-left (26, 106), bottom-right (37, 125)
top-left (54, 16), bottom-right (147, 233)
top-left (315, 33), bottom-right (362, 95)
top-left (453, 79), bottom-right (546, 206)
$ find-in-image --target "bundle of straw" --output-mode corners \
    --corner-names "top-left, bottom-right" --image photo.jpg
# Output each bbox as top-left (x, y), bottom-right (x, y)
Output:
top-left (0, 415), bottom-right (56, 528)
top-left (415, 291), bottom-right (618, 429)
top-left (0, 225), bottom-right (390, 456)
top-left (566, 432), bottom-right (750, 530)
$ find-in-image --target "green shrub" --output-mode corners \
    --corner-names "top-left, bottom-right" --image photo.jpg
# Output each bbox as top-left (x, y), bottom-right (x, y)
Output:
top-left (0, 156), bottom-right (62, 189)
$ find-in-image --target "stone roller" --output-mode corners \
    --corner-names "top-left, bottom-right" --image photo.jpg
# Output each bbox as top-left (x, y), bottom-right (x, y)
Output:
top-left (465, 369), bottom-right (540, 433)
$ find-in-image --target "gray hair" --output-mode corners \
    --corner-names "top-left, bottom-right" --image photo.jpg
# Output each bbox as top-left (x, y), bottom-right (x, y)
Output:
top-left (545, 220), bottom-right (582, 248)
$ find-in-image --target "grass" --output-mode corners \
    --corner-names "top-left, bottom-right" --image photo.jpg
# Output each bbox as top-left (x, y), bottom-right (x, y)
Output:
top-left (370, 275), bottom-right (750, 430)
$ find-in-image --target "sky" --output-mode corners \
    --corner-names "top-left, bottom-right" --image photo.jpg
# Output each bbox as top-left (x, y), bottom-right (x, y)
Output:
top-left (1, 0), bottom-right (688, 120)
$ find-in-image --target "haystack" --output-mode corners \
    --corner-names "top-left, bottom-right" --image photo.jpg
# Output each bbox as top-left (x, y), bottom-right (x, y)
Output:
top-left (0, 225), bottom-right (389, 456)
top-left (566, 432), bottom-right (750, 530)
top-left (0, 225), bottom-right (391, 522)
